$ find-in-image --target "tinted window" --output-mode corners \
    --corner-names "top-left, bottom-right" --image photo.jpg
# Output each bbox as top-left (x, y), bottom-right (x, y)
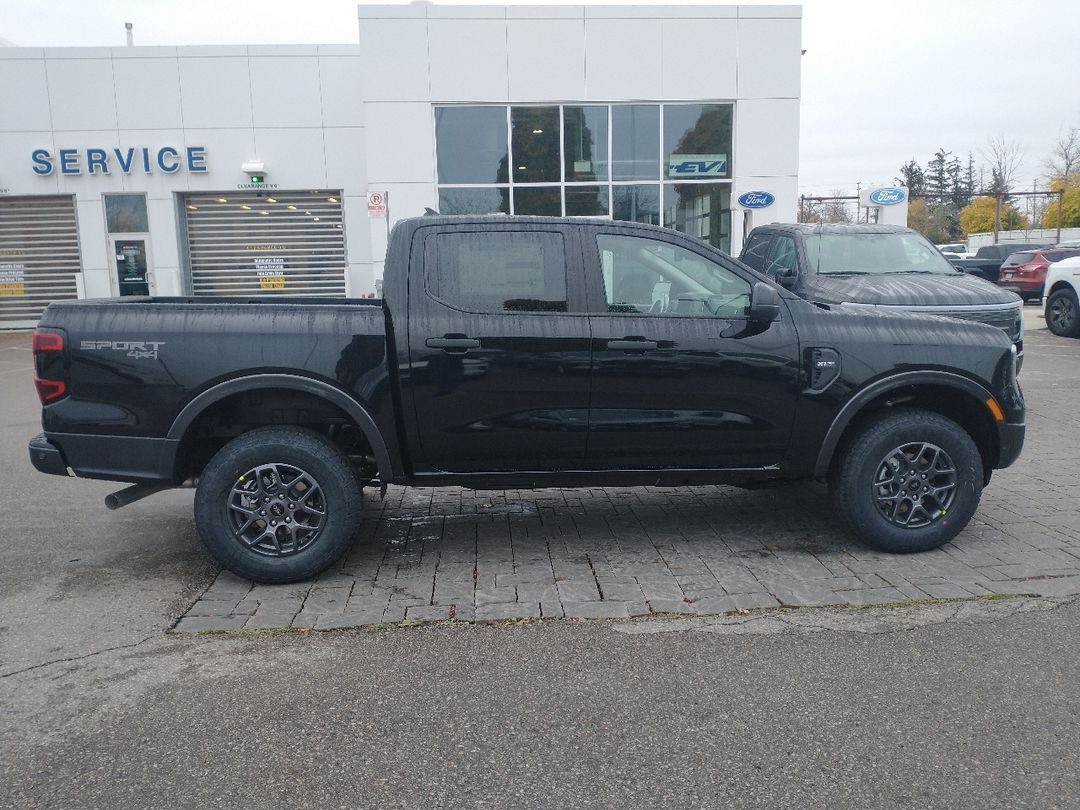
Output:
top-left (612, 184), bottom-right (660, 226)
top-left (1048, 249), bottom-right (1080, 263)
top-left (611, 105), bottom-right (660, 181)
top-left (104, 194), bottom-right (149, 233)
top-left (427, 231), bottom-right (568, 313)
top-left (662, 183), bottom-right (732, 254)
top-left (564, 106), bottom-right (609, 182)
top-left (663, 104), bottom-right (733, 180)
top-left (565, 185), bottom-right (609, 217)
top-left (741, 233), bottom-right (772, 271)
top-left (597, 233), bottom-right (750, 318)
top-left (511, 107), bottom-right (560, 183)
top-left (435, 106), bottom-right (509, 185)
top-left (513, 187), bottom-right (561, 217)
top-left (1002, 252), bottom-right (1034, 267)
top-left (438, 187), bottom-right (509, 216)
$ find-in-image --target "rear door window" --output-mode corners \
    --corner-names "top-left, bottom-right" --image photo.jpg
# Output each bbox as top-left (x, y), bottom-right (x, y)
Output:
top-left (1049, 249), bottom-right (1080, 263)
top-left (426, 231), bottom-right (569, 313)
top-left (1002, 252), bottom-right (1034, 267)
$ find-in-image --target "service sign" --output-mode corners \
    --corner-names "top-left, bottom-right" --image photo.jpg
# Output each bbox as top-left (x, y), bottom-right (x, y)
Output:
top-left (668, 154), bottom-right (728, 177)
top-left (31, 146), bottom-right (207, 176)
top-left (737, 191), bottom-right (775, 209)
top-left (868, 187), bottom-right (907, 206)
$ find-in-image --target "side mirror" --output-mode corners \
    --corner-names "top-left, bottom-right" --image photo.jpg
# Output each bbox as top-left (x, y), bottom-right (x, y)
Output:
top-left (775, 266), bottom-right (797, 288)
top-left (748, 282), bottom-right (781, 323)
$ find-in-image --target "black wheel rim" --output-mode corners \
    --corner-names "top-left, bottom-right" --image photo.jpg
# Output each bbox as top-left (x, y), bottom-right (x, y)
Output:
top-left (1050, 295), bottom-right (1076, 332)
top-left (228, 463), bottom-right (326, 556)
top-left (872, 442), bottom-right (957, 528)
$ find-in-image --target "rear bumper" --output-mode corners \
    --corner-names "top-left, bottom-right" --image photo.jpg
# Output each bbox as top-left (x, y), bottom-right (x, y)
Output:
top-left (28, 431), bottom-right (179, 484)
top-left (28, 433), bottom-right (69, 477)
top-left (996, 421), bottom-right (1025, 470)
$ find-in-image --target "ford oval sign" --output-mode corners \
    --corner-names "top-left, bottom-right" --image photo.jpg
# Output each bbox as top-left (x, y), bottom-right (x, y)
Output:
top-left (737, 191), bottom-right (775, 209)
top-left (868, 187), bottom-right (907, 206)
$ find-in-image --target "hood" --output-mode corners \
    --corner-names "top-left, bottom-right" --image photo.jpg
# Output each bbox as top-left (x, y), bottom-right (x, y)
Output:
top-left (799, 271), bottom-right (1020, 307)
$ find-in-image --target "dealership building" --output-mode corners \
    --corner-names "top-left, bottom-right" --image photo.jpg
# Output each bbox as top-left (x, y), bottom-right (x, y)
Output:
top-left (0, 3), bottom-right (802, 329)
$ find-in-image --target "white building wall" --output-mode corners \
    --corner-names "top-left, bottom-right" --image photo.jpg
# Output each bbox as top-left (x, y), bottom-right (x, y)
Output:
top-left (358, 4), bottom-right (801, 268)
top-left (0, 44), bottom-right (375, 300)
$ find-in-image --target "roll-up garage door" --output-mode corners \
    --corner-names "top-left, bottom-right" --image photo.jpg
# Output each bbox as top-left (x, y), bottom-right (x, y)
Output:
top-left (0, 195), bottom-right (81, 329)
top-left (182, 190), bottom-right (347, 297)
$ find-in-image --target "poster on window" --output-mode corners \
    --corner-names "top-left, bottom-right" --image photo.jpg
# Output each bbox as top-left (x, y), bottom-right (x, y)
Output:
top-left (255, 256), bottom-right (286, 289)
top-left (0, 263), bottom-right (26, 296)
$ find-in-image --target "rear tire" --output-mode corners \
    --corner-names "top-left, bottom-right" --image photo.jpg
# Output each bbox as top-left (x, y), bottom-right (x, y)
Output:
top-left (830, 409), bottom-right (982, 554)
top-left (194, 427), bottom-right (362, 583)
top-left (1046, 288), bottom-right (1080, 338)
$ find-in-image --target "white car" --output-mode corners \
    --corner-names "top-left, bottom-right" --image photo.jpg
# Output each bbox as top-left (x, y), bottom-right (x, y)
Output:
top-left (1044, 255), bottom-right (1080, 337)
top-left (936, 242), bottom-right (970, 258)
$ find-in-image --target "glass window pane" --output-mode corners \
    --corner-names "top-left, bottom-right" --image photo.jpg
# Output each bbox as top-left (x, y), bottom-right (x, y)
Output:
top-left (663, 183), bottom-right (732, 254)
top-left (663, 104), bottom-right (733, 180)
top-left (611, 105), bottom-right (660, 181)
top-left (427, 231), bottom-right (568, 313)
top-left (511, 106), bottom-right (560, 183)
top-left (766, 236), bottom-right (798, 276)
top-left (513, 186), bottom-right (562, 217)
top-left (104, 194), bottom-right (148, 233)
top-left (564, 106), bottom-right (608, 182)
top-left (741, 233), bottom-right (772, 271)
top-left (438, 187), bottom-right (509, 215)
top-left (611, 184), bottom-right (660, 226)
top-left (565, 185), bottom-right (608, 217)
top-left (435, 106), bottom-right (509, 185)
top-left (597, 233), bottom-right (750, 317)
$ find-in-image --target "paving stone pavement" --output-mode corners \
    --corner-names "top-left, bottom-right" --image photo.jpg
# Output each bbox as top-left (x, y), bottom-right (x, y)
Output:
top-left (175, 324), bottom-right (1080, 632)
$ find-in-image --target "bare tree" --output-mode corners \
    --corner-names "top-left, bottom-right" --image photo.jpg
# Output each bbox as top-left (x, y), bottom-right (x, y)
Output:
top-left (981, 134), bottom-right (1024, 194)
top-left (1046, 127), bottom-right (1080, 183)
top-left (801, 190), bottom-right (854, 224)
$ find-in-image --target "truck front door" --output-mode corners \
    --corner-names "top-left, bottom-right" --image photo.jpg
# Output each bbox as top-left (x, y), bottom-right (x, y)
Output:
top-left (405, 223), bottom-right (592, 473)
top-left (584, 227), bottom-right (802, 470)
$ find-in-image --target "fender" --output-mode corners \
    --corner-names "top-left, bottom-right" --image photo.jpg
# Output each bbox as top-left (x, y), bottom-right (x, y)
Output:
top-left (167, 373), bottom-right (394, 480)
top-left (813, 370), bottom-right (997, 479)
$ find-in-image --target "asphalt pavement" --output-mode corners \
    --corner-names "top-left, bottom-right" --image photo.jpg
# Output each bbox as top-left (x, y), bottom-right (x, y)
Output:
top-left (2, 309), bottom-right (1080, 808)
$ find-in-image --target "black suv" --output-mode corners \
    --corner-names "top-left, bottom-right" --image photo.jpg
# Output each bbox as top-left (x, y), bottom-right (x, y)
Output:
top-left (740, 223), bottom-right (1024, 365)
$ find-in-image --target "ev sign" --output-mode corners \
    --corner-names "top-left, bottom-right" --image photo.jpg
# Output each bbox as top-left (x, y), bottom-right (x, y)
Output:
top-left (367, 191), bottom-right (386, 218)
top-left (868, 187), bottom-right (907, 206)
top-left (737, 191), bottom-right (775, 209)
top-left (668, 154), bottom-right (728, 177)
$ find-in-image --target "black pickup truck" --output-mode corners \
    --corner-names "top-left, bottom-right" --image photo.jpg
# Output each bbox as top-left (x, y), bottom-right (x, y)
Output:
top-left (30, 216), bottom-right (1025, 583)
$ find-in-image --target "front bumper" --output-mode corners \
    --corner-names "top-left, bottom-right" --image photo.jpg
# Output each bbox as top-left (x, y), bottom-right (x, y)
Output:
top-left (996, 421), bottom-right (1026, 469)
top-left (28, 433), bottom-right (69, 476)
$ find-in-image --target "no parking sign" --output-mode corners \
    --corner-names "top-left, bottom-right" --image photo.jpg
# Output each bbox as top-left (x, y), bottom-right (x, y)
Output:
top-left (367, 191), bottom-right (386, 218)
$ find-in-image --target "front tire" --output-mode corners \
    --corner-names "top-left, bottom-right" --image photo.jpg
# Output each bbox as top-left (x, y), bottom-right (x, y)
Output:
top-left (194, 427), bottom-right (362, 583)
top-left (831, 409), bottom-right (982, 554)
top-left (1046, 288), bottom-right (1080, 338)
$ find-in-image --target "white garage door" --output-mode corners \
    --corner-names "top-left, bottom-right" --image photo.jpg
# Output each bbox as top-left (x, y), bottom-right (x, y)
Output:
top-left (0, 195), bottom-right (81, 329)
top-left (182, 191), bottom-right (347, 297)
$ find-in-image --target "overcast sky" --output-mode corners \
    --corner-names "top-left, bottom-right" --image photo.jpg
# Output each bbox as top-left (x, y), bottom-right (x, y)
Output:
top-left (4, 0), bottom-right (1078, 194)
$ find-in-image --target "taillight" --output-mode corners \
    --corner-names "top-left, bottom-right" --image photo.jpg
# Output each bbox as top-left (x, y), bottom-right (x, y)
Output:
top-left (32, 328), bottom-right (67, 404)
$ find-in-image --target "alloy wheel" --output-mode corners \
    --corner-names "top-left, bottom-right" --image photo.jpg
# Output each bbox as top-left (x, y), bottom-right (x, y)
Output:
top-left (227, 463), bottom-right (326, 556)
top-left (872, 442), bottom-right (957, 528)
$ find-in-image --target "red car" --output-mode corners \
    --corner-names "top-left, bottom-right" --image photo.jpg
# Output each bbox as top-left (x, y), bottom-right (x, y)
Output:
top-left (999, 247), bottom-right (1080, 302)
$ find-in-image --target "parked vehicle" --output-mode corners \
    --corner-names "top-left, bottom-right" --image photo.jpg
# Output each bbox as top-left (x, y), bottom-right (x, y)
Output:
top-left (30, 216), bottom-right (1025, 583)
top-left (739, 224), bottom-right (1025, 367)
top-left (1043, 255), bottom-right (1080, 338)
top-left (936, 242), bottom-right (969, 258)
top-left (949, 242), bottom-right (1053, 284)
top-left (999, 247), bottom-right (1080, 303)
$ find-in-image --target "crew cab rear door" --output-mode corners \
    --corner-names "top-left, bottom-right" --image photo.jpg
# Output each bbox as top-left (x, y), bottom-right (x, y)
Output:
top-left (582, 225), bottom-right (802, 470)
top-left (405, 223), bottom-right (592, 473)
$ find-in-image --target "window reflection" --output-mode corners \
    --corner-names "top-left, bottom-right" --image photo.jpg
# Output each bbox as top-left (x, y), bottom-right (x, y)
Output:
top-left (663, 104), bottom-right (733, 180)
top-left (435, 106), bottom-right (509, 185)
top-left (611, 105), bottom-right (660, 181)
top-left (663, 183), bottom-right (732, 254)
top-left (438, 187), bottom-right (509, 215)
top-left (564, 106), bottom-right (609, 182)
top-left (612, 185), bottom-right (660, 226)
top-left (511, 107), bottom-right (561, 183)
top-left (514, 187), bottom-right (561, 217)
top-left (565, 185), bottom-right (608, 217)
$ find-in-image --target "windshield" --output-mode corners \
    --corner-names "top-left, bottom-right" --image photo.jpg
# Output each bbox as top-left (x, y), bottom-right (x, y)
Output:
top-left (805, 232), bottom-right (958, 275)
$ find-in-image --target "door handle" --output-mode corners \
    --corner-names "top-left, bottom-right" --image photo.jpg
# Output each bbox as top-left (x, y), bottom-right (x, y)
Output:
top-left (425, 336), bottom-right (480, 352)
top-left (608, 338), bottom-right (658, 352)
